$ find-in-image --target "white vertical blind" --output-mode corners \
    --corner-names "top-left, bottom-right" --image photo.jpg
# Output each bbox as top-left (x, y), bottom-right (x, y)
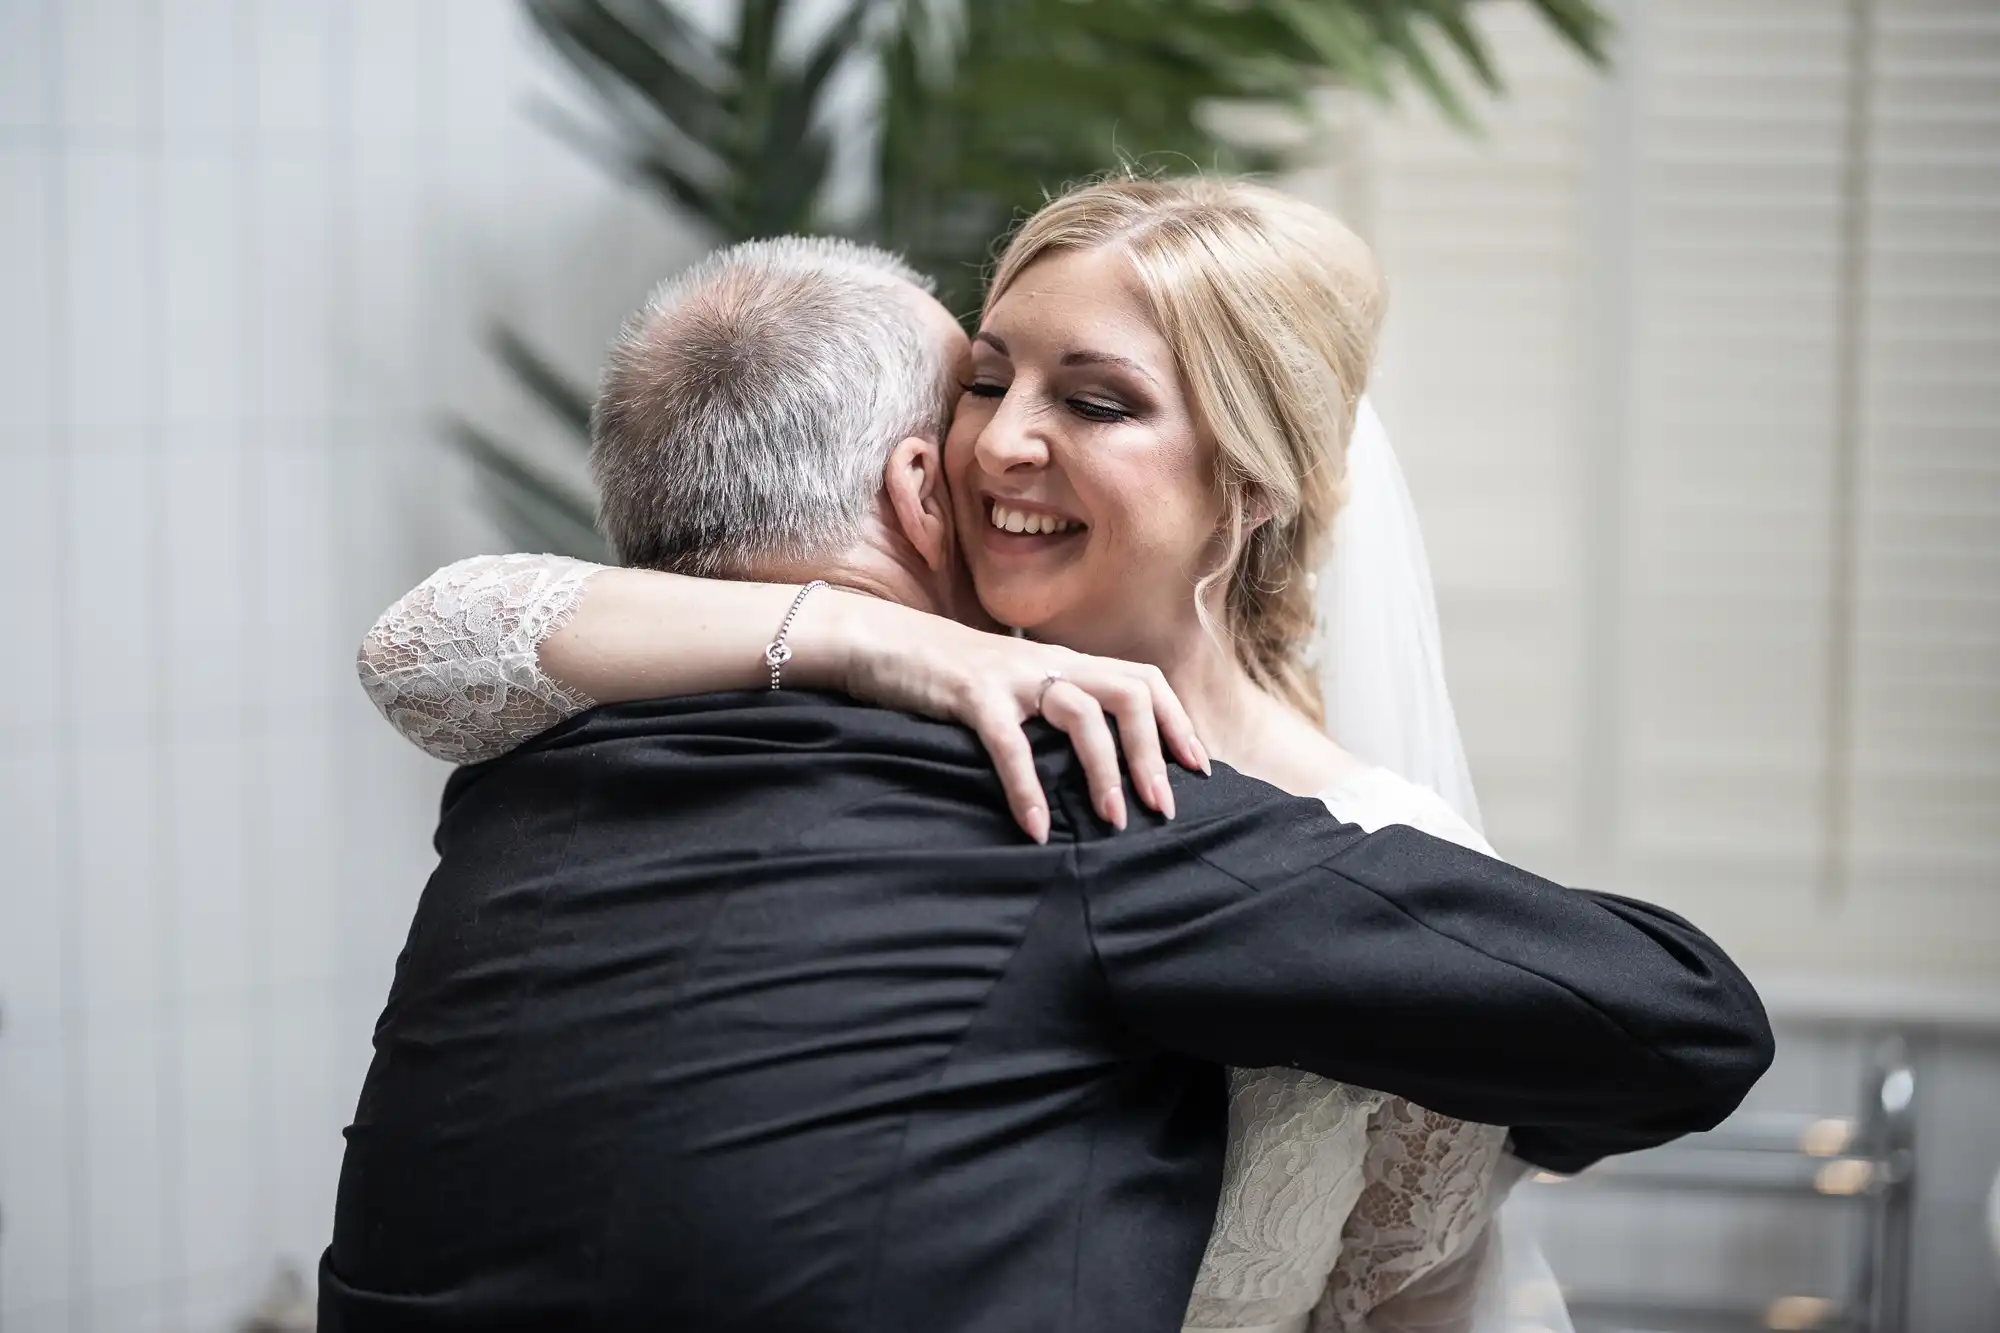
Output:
top-left (1324, 0), bottom-right (2000, 984)
top-left (1314, 4), bottom-right (1602, 877)
top-left (1843, 0), bottom-right (2000, 970)
top-left (1616, 0), bottom-right (1851, 927)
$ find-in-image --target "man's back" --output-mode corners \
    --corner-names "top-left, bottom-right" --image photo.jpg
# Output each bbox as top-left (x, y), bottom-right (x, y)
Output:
top-left (322, 693), bottom-right (1225, 1332)
top-left (322, 692), bottom-right (1771, 1333)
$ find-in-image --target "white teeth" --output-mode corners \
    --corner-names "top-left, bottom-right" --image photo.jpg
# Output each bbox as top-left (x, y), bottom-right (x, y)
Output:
top-left (990, 503), bottom-right (1079, 536)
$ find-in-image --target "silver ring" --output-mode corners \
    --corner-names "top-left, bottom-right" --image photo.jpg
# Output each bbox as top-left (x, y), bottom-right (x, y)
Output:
top-left (1034, 668), bottom-right (1065, 714)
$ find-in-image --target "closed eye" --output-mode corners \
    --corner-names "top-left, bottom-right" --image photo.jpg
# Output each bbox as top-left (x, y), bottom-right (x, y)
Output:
top-left (961, 381), bottom-right (1007, 399)
top-left (1069, 397), bottom-right (1130, 423)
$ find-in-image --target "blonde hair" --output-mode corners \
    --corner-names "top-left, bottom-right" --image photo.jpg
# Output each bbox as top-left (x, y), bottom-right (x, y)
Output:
top-left (986, 175), bottom-right (1385, 724)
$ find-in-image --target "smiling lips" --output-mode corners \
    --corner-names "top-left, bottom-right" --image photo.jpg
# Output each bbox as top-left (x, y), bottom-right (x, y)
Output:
top-left (987, 500), bottom-right (1084, 537)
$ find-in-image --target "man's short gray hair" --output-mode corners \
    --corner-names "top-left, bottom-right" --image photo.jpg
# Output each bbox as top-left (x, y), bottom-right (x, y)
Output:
top-left (590, 236), bottom-right (954, 575)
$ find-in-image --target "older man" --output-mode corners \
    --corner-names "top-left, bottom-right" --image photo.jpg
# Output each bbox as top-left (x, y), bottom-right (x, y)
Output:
top-left (321, 238), bottom-right (1770, 1332)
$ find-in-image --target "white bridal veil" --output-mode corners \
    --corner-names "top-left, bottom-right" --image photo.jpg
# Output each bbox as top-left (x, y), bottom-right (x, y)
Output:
top-left (1318, 398), bottom-right (1483, 835)
top-left (1316, 398), bottom-right (1573, 1333)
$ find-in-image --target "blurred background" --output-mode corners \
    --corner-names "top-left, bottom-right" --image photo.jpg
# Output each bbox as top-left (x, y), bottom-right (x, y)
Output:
top-left (1, 0), bottom-right (1995, 1329)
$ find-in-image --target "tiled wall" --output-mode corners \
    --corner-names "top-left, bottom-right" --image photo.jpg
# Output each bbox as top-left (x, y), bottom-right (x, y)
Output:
top-left (0, 2), bottom-right (703, 1328)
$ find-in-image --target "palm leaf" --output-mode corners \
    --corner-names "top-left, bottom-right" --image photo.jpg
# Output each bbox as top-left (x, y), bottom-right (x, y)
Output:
top-left (1525, 0), bottom-right (1613, 65)
top-left (448, 420), bottom-right (611, 562)
top-left (453, 0), bottom-right (1613, 561)
top-left (1429, 7), bottom-right (1505, 94)
top-left (1368, 3), bottom-right (1475, 127)
top-left (488, 324), bottom-right (595, 438)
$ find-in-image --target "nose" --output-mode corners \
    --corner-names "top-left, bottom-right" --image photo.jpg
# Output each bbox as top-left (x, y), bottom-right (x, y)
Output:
top-left (972, 389), bottom-right (1051, 475)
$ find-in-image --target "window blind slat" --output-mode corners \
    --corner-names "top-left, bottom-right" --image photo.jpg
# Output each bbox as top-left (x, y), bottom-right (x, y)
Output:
top-left (1323, 3), bottom-right (1601, 866)
top-left (1848, 0), bottom-right (2000, 933)
top-left (1310, 0), bottom-right (1998, 979)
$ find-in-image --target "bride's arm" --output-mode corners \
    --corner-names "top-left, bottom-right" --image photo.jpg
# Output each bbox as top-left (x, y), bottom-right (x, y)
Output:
top-left (356, 554), bottom-right (603, 766)
top-left (1307, 788), bottom-right (1525, 1332)
top-left (358, 554), bottom-right (1207, 841)
top-left (1314, 1104), bottom-right (1510, 1332)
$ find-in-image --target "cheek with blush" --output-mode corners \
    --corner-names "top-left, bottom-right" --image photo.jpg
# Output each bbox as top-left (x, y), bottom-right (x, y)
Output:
top-left (1087, 445), bottom-right (1222, 588)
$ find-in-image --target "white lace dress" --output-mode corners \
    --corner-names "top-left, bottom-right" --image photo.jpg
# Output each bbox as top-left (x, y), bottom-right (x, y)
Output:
top-left (357, 554), bottom-right (1529, 1333)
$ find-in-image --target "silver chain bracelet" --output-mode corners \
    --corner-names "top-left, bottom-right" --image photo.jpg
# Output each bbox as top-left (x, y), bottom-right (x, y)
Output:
top-left (765, 580), bottom-right (829, 690)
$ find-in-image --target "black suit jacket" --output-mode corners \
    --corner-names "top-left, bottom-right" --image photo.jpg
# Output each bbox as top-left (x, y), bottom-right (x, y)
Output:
top-left (321, 692), bottom-right (1771, 1332)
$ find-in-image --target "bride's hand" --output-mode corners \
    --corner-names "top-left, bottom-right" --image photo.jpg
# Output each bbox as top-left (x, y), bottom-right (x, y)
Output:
top-left (805, 596), bottom-right (1210, 844)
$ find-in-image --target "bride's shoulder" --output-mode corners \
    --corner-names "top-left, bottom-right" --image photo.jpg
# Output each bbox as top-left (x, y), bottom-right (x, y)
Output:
top-left (1228, 694), bottom-right (1493, 853)
top-left (1315, 766), bottom-right (1492, 854)
top-left (1230, 691), bottom-right (1371, 795)
top-left (1244, 716), bottom-right (1373, 799)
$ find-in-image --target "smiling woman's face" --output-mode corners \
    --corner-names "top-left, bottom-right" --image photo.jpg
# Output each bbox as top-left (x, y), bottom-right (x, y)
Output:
top-left (945, 246), bottom-right (1224, 659)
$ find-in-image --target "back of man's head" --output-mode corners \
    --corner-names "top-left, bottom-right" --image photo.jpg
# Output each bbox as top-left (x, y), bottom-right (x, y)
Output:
top-left (591, 237), bottom-right (953, 576)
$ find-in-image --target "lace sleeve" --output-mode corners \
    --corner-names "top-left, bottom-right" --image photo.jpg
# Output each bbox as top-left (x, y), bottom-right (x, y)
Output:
top-left (356, 553), bottom-right (605, 764)
top-left (1322, 1210), bottom-right (1500, 1333)
top-left (1314, 1103), bottom-right (1509, 1331)
top-left (1311, 770), bottom-right (1513, 1332)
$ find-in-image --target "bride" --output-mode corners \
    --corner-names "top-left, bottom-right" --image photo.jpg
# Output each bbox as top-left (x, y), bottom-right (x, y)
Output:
top-left (359, 175), bottom-right (1567, 1332)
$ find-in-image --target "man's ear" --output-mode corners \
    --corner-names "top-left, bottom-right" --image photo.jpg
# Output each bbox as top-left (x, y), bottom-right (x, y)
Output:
top-left (883, 435), bottom-right (952, 572)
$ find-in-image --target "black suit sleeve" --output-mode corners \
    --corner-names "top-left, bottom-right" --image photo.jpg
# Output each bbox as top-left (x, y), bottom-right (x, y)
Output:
top-left (1057, 762), bottom-right (1773, 1174)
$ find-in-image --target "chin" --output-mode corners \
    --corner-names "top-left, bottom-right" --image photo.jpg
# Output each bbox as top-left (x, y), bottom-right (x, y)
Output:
top-left (970, 575), bottom-right (1064, 638)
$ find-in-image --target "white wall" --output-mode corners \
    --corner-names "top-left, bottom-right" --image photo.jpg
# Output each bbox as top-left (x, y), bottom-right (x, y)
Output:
top-left (0, 2), bottom-right (704, 1328)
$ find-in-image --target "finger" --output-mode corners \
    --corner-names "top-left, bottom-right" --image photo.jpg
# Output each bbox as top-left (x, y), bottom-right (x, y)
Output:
top-left (1039, 682), bottom-right (1126, 830)
top-left (970, 707), bottom-right (1051, 844)
top-left (1131, 662), bottom-right (1208, 777)
top-left (1084, 672), bottom-right (1173, 821)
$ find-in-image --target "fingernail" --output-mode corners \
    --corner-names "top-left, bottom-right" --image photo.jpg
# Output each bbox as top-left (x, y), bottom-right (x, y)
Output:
top-left (1026, 805), bottom-right (1049, 844)
top-left (1104, 792), bottom-right (1126, 830)
top-left (1195, 741), bottom-right (1212, 776)
top-left (1157, 778), bottom-right (1176, 821)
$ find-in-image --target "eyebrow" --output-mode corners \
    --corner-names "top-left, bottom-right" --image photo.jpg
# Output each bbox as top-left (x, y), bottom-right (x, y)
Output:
top-left (1060, 349), bottom-right (1159, 386)
top-left (973, 331), bottom-right (1161, 388)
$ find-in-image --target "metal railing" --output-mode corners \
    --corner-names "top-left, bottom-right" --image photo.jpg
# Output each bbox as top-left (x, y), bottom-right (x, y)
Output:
top-left (1526, 1038), bottom-right (1916, 1333)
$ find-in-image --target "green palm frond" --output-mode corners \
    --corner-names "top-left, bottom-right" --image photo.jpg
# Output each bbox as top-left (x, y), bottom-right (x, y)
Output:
top-left (455, 0), bottom-right (1613, 559)
top-left (447, 419), bottom-right (611, 562)
top-left (489, 323), bottom-right (594, 436)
